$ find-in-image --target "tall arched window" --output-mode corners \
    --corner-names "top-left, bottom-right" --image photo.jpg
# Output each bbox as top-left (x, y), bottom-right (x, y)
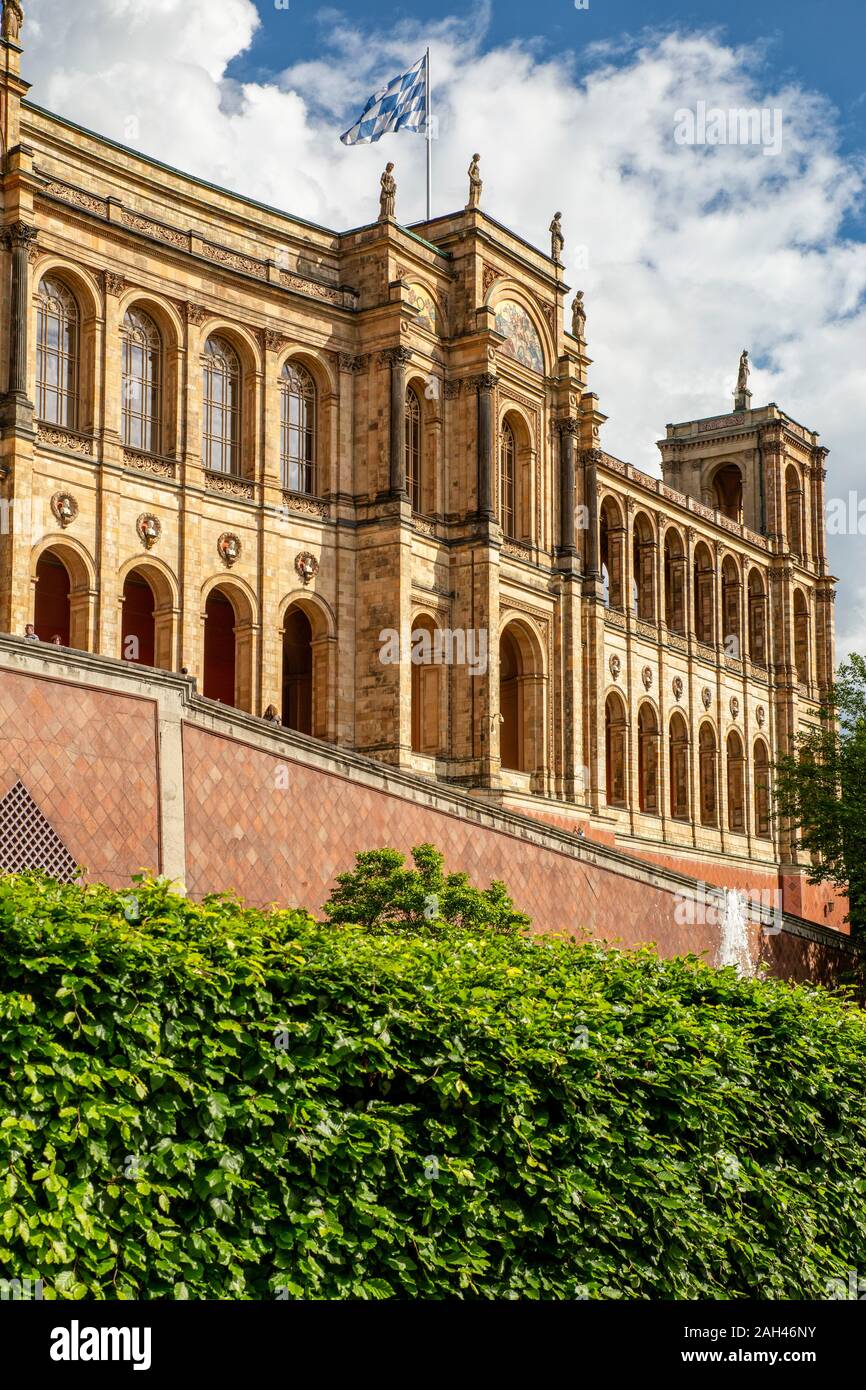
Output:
top-left (694, 542), bottom-right (715, 646)
top-left (500, 420), bottom-right (516, 537)
top-left (786, 465), bottom-right (804, 557)
top-left (632, 514), bottom-right (656, 622)
top-left (36, 277), bottom-right (79, 427)
top-left (600, 497), bottom-right (625, 610)
top-left (405, 386), bottom-right (422, 513)
top-left (726, 730), bottom-right (745, 832)
top-left (754, 740), bottom-right (771, 839)
top-left (669, 712), bottom-right (689, 820)
top-left (794, 590), bottom-right (810, 685)
top-left (281, 361), bottom-right (316, 495)
top-left (122, 307), bottom-right (162, 454)
top-left (748, 569), bottom-right (767, 664)
top-left (202, 335), bottom-right (240, 474)
top-left (699, 723), bottom-right (718, 827)
top-left (605, 692), bottom-right (628, 808)
top-left (638, 703), bottom-right (659, 813)
top-left (721, 556), bottom-right (741, 658)
top-left (664, 529), bottom-right (686, 633)
top-left (712, 463), bottom-right (743, 522)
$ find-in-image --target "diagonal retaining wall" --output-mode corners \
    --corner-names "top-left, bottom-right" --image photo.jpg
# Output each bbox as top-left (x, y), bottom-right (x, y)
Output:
top-left (0, 636), bottom-right (855, 986)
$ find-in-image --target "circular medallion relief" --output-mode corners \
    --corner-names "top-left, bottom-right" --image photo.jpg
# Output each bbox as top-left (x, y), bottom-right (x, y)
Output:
top-left (50, 492), bottom-right (78, 529)
top-left (136, 513), bottom-right (161, 550)
top-left (218, 532), bottom-right (242, 568)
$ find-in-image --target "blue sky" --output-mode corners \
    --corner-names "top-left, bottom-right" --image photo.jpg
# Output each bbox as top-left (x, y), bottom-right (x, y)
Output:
top-left (233, 0), bottom-right (866, 156)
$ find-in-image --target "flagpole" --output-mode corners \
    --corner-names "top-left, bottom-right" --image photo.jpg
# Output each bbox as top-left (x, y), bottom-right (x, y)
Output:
top-left (425, 47), bottom-right (432, 222)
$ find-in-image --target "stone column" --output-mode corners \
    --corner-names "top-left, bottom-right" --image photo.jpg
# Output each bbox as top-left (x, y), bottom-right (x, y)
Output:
top-left (558, 418), bottom-right (578, 554)
top-left (385, 346), bottom-right (411, 497)
top-left (475, 372), bottom-right (497, 520)
top-left (2, 220), bottom-right (36, 426)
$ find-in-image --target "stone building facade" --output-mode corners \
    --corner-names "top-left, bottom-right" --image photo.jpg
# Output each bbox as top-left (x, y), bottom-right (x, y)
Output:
top-left (0, 15), bottom-right (843, 928)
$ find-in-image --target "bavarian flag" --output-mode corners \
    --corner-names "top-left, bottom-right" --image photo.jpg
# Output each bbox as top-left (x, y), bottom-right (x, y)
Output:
top-left (340, 56), bottom-right (428, 145)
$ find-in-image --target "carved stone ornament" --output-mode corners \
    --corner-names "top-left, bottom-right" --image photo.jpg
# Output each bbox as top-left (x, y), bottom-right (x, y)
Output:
top-left (136, 513), bottom-right (161, 550)
top-left (641, 665), bottom-right (653, 691)
top-left (103, 271), bottom-right (125, 297)
top-left (185, 302), bottom-right (208, 327)
top-left (730, 696), bottom-right (740, 720)
top-left (265, 330), bottom-right (290, 354)
top-left (608, 654), bottom-right (621, 681)
top-left (50, 492), bottom-right (78, 529)
top-left (672, 676), bottom-right (684, 701)
top-left (701, 686), bottom-right (713, 709)
top-left (756, 705), bottom-right (766, 727)
top-left (295, 551), bottom-right (319, 586)
top-left (217, 532), bottom-right (242, 568)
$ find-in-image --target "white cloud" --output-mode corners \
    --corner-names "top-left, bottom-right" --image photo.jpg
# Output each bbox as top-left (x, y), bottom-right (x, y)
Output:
top-left (20, 0), bottom-right (866, 655)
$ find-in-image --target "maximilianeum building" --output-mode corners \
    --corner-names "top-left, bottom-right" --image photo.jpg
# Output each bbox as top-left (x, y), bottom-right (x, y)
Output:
top-left (0, 14), bottom-right (841, 923)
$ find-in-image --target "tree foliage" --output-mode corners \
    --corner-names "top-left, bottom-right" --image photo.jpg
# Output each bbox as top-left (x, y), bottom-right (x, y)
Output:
top-left (322, 843), bottom-right (529, 936)
top-left (773, 654), bottom-right (866, 938)
top-left (0, 872), bottom-right (865, 1300)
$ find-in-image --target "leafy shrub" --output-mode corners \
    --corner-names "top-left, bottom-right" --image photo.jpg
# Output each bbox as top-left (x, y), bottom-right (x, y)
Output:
top-left (322, 843), bottom-right (529, 936)
top-left (0, 871), bottom-right (865, 1300)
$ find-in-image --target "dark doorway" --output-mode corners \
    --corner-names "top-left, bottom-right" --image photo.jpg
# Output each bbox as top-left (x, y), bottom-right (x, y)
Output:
top-left (282, 607), bottom-right (313, 733)
top-left (203, 589), bottom-right (236, 705)
top-left (34, 551), bottom-right (71, 645)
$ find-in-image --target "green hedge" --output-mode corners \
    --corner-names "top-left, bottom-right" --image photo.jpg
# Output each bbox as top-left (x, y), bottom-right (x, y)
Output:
top-left (1, 873), bottom-right (865, 1300)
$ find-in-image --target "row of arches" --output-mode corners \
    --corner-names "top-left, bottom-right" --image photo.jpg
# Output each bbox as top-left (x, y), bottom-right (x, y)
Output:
top-left (600, 498), bottom-right (813, 680)
top-left (698, 457), bottom-right (809, 560)
top-left (605, 692), bottom-right (772, 837)
top-left (31, 545), bottom-right (328, 735)
top-left (36, 276), bottom-right (321, 494)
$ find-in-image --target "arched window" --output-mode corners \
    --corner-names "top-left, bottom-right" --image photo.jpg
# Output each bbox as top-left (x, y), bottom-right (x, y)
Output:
top-left (36, 277), bottom-right (79, 427)
top-left (794, 590), bottom-right (810, 685)
top-left (280, 361), bottom-right (316, 495)
top-left (712, 464), bottom-right (743, 522)
top-left (693, 542), bottom-right (715, 646)
top-left (699, 723), bottom-right (718, 827)
top-left (754, 740), bottom-right (771, 839)
top-left (669, 712), bottom-right (689, 820)
top-left (638, 704), bottom-right (659, 813)
top-left (122, 308), bottom-right (162, 454)
top-left (405, 386), bottom-right (422, 513)
top-left (726, 730), bottom-right (745, 832)
top-left (411, 615), bottom-right (441, 755)
top-left (748, 570), bottom-right (767, 664)
top-left (605, 692), bottom-right (628, 808)
top-left (722, 556), bottom-right (741, 659)
top-left (600, 497), bottom-right (625, 610)
top-left (500, 420), bottom-right (516, 537)
top-left (202, 335), bottom-right (241, 474)
top-left (632, 514), bottom-right (656, 622)
top-left (786, 465), bottom-right (804, 557)
top-left (664, 529), bottom-right (686, 633)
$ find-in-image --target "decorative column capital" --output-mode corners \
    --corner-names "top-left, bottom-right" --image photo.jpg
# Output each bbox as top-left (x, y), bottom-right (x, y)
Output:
top-left (471, 371), bottom-right (498, 393)
top-left (3, 220), bottom-right (37, 250)
top-left (379, 345), bottom-right (412, 369)
top-left (558, 417), bottom-right (581, 438)
top-left (103, 270), bottom-right (126, 298)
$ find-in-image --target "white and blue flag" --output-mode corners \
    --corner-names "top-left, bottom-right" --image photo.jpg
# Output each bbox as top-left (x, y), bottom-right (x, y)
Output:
top-left (340, 55), bottom-right (428, 146)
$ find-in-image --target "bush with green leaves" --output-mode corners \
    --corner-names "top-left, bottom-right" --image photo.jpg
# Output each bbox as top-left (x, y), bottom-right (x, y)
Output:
top-left (322, 843), bottom-right (529, 935)
top-left (1, 870), bottom-right (865, 1300)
